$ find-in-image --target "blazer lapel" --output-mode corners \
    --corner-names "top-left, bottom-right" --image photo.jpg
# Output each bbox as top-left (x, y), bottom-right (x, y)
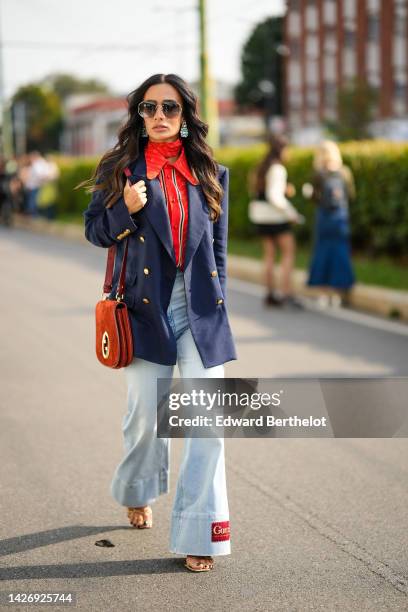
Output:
top-left (183, 182), bottom-right (210, 270)
top-left (128, 154), bottom-right (176, 264)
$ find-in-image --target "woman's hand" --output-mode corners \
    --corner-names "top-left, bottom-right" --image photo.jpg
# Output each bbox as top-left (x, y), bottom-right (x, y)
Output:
top-left (124, 179), bottom-right (147, 214)
top-left (285, 183), bottom-right (296, 198)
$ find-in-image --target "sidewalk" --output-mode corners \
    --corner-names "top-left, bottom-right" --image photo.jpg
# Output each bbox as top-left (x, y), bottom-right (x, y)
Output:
top-left (12, 214), bottom-right (408, 322)
top-left (228, 255), bottom-right (408, 322)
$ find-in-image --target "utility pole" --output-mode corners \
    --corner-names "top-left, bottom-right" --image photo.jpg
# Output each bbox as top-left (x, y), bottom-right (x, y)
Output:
top-left (198, 0), bottom-right (219, 149)
top-left (0, 0), bottom-right (13, 157)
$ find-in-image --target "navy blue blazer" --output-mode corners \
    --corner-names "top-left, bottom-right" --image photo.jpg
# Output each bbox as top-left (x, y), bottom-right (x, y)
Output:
top-left (83, 152), bottom-right (237, 368)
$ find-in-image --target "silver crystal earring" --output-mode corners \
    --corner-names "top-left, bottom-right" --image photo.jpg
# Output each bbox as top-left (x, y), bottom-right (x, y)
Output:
top-left (180, 120), bottom-right (189, 138)
top-left (141, 123), bottom-right (148, 137)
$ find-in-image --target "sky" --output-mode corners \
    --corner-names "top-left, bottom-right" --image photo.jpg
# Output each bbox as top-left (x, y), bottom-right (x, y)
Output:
top-left (1, 0), bottom-right (285, 100)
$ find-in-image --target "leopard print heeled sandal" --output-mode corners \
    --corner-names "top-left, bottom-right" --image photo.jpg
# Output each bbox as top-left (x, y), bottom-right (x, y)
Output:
top-left (127, 506), bottom-right (153, 529)
top-left (184, 555), bottom-right (214, 572)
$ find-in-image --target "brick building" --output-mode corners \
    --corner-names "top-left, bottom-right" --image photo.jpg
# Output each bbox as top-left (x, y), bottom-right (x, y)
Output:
top-left (284, 0), bottom-right (408, 143)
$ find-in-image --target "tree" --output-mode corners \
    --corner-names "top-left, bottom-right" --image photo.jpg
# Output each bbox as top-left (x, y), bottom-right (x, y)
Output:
top-left (11, 74), bottom-right (112, 153)
top-left (39, 73), bottom-right (110, 102)
top-left (12, 85), bottom-right (63, 152)
top-left (324, 79), bottom-right (378, 141)
top-left (234, 17), bottom-right (284, 125)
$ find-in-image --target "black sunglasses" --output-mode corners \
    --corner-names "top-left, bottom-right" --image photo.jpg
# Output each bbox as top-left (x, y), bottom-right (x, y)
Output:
top-left (138, 99), bottom-right (182, 119)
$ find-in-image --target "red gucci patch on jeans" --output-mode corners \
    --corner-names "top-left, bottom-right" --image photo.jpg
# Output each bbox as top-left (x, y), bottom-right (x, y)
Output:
top-left (211, 521), bottom-right (230, 542)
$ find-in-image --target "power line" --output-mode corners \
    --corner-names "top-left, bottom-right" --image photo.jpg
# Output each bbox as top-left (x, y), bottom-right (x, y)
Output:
top-left (2, 40), bottom-right (142, 50)
top-left (2, 40), bottom-right (195, 52)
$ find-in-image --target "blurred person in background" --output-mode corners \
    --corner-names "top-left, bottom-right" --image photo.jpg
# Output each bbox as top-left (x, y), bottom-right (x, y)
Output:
top-left (303, 140), bottom-right (356, 307)
top-left (24, 151), bottom-right (50, 217)
top-left (0, 156), bottom-right (20, 226)
top-left (17, 154), bottom-right (32, 214)
top-left (248, 134), bottom-right (304, 308)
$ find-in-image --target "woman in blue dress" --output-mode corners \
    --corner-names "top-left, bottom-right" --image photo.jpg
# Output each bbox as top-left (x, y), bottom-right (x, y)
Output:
top-left (305, 141), bottom-right (356, 307)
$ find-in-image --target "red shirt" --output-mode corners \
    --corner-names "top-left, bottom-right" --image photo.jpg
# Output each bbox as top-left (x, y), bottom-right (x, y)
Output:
top-left (145, 138), bottom-right (199, 270)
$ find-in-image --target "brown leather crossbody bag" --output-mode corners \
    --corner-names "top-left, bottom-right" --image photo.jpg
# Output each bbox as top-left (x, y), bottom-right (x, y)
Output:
top-left (95, 238), bottom-right (133, 368)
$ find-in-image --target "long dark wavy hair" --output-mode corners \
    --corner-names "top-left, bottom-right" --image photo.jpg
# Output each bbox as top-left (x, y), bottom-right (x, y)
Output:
top-left (249, 133), bottom-right (288, 196)
top-left (77, 73), bottom-right (224, 222)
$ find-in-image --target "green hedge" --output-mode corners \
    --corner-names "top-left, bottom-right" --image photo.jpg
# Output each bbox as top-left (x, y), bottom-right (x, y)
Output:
top-left (217, 140), bottom-right (408, 257)
top-left (55, 140), bottom-right (408, 257)
top-left (55, 156), bottom-right (99, 218)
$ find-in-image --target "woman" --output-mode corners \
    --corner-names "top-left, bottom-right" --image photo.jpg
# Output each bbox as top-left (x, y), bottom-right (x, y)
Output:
top-left (249, 134), bottom-right (303, 308)
top-left (82, 73), bottom-right (237, 572)
top-left (305, 140), bottom-right (355, 307)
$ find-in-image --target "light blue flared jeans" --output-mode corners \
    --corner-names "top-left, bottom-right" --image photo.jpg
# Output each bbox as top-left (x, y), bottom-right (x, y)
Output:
top-left (110, 268), bottom-right (231, 556)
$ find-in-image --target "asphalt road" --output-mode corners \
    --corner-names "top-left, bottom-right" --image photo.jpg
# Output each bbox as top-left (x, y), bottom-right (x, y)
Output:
top-left (1, 227), bottom-right (407, 612)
